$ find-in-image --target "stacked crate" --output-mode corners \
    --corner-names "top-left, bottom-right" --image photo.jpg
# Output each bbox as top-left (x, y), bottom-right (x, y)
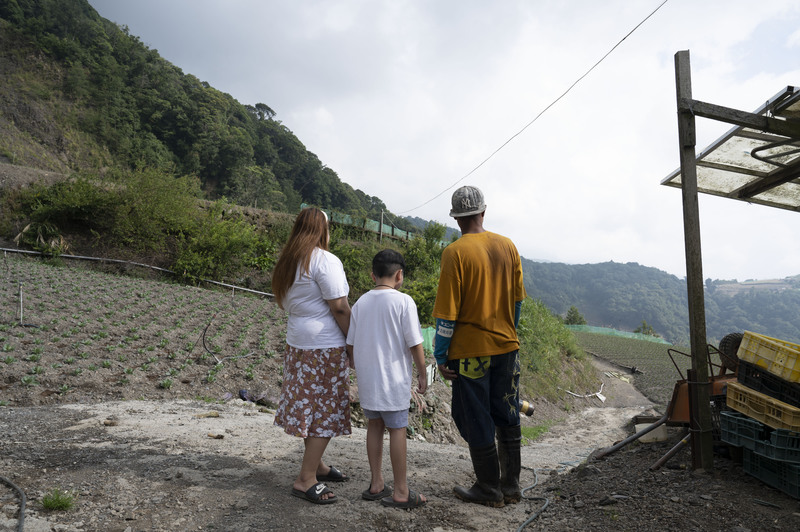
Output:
top-left (720, 331), bottom-right (800, 499)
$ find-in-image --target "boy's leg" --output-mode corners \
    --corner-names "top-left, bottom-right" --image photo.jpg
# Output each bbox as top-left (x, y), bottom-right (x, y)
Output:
top-left (387, 426), bottom-right (409, 500)
top-left (366, 416), bottom-right (386, 493)
top-left (384, 410), bottom-right (426, 504)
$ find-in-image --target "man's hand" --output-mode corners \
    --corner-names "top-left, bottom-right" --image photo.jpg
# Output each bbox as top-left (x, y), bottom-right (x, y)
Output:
top-left (437, 363), bottom-right (457, 381)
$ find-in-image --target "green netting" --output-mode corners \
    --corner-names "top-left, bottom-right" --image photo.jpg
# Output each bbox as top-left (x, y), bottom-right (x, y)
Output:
top-left (302, 204), bottom-right (447, 245)
top-left (421, 326), bottom-right (435, 354)
top-left (565, 325), bottom-right (671, 344)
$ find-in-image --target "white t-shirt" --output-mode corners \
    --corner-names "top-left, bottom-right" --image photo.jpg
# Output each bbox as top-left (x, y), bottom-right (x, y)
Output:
top-left (284, 248), bottom-right (350, 349)
top-left (346, 289), bottom-right (424, 411)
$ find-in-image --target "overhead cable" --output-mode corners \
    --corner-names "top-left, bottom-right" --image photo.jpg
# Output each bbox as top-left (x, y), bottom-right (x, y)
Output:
top-left (397, 0), bottom-right (670, 215)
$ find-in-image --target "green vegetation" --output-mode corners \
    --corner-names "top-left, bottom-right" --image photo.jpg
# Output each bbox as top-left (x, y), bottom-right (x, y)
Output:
top-left (0, 0), bottom-right (414, 230)
top-left (526, 259), bottom-right (800, 346)
top-left (522, 422), bottom-right (556, 443)
top-left (518, 300), bottom-right (598, 403)
top-left (41, 488), bottom-right (76, 511)
top-left (564, 305), bottom-right (586, 325)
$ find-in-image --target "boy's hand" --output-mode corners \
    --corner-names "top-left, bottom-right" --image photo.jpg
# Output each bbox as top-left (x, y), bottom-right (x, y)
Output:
top-left (416, 372), bottom-right (427, 395)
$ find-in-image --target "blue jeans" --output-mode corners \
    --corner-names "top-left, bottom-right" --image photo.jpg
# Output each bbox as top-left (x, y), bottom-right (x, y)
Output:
top-left (448, 350), bottom-right (521, 447)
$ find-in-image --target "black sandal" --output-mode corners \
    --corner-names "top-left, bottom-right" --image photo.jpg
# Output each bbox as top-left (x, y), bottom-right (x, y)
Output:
top-left (317, 465), bottom-right (348, 482)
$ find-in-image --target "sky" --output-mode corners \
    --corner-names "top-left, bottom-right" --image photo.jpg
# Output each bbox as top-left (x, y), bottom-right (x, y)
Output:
top-left (88, 0), bottom-right (800, 281)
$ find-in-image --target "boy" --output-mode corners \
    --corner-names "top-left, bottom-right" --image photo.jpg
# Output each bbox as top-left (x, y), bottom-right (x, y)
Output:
top-left (346, 249), bottom-right (428, 509)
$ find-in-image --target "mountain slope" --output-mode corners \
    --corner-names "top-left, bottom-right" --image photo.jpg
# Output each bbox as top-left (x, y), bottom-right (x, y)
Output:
top-left (524, 258), bottom-right (800, 345)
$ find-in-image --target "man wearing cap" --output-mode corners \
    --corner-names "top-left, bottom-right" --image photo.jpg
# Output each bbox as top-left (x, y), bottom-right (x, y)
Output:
top-left (433, 185), bottom-right (527, 507)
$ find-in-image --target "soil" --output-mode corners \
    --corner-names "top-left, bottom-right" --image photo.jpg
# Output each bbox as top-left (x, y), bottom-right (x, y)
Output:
top-left (2, 350), bottom-right (799, 532)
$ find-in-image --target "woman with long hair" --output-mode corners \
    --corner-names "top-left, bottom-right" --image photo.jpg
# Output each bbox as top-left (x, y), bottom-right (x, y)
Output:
top-left (272, 207), bottom-right (352, 504)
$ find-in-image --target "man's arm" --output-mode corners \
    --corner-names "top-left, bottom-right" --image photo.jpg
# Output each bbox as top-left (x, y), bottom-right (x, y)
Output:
top-left (433, 318), bottom-right (457, 380)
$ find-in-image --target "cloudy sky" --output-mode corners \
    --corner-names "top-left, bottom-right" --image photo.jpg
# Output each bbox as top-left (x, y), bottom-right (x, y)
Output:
top-left (88, 0), bottom-right (800, 281)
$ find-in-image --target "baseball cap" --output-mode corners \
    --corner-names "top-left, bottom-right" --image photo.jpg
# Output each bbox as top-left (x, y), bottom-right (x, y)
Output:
top-left (449, 186), bottom-right (486, 217)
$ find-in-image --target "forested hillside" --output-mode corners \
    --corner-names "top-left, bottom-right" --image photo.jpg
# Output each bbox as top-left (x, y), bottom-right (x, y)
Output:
top-left (524, 258), bottom-right (800, 346)
top-left (0, 0), bottom-right (417, 229)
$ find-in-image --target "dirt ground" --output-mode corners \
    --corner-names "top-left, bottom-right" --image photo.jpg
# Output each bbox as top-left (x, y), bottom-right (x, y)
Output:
top-left (3, 355), bottom-right (799, 532)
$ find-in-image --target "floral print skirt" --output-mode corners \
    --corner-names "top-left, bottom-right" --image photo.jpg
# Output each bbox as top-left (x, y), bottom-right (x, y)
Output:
top-left (274, 344), bottom-right (351, 438)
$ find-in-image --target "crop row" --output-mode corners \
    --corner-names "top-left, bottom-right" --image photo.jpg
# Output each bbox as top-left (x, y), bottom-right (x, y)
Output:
top-left (0, 254), bottom-right (287, 406)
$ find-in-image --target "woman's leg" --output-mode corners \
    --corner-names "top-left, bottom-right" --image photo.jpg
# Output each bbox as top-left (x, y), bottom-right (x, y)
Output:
top-left (294, 436), bottom-right (334, 500)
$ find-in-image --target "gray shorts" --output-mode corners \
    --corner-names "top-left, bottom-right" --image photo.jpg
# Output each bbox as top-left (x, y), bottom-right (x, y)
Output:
top-left (362, 408), bottom-right (409, 429)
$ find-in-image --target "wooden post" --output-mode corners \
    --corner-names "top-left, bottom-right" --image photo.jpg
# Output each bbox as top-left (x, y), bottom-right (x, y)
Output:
top-left (675, 50), bottom-right (714, 470)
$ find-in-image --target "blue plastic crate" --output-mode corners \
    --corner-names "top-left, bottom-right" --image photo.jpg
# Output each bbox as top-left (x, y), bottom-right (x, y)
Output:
top-left (742, 448), bottom-right (800, 499)
top-left (720, 411), bottom-right (769, 448)
top-left (720, 411), bottom-right (800, 462)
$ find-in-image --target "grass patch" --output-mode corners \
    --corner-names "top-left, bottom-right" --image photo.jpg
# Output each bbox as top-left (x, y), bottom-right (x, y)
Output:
top-left (41, 488), bottom-right (76, 511)
top-left (522, 422), bottom-right (557, 444)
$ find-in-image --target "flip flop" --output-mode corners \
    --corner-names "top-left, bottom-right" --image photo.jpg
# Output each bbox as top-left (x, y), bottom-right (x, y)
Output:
top-left (317, 465), bottom-right (348, 482)
top-left (380, 489), bottom-right (427, 509)
top-left (291, 482), bottom-right (338, 505)
top-left (361, 484), bottom-right (392, 501)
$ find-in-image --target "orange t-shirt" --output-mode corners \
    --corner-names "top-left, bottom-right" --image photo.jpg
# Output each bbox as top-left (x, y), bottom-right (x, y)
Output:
top-left (432, 231), bottom-right (526, 359)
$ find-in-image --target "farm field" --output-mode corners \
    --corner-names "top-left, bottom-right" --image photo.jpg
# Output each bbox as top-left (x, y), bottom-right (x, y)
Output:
top-left (572, 331), bottom-right (727, 408)
top-left (0, 252), bottom-right (287, 408)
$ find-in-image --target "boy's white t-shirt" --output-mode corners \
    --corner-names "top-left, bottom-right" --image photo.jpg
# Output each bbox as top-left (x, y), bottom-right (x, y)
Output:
top-left (346, 289), bottom-right (424, 411)
top-left (284, 248), bottom-right (350, 349)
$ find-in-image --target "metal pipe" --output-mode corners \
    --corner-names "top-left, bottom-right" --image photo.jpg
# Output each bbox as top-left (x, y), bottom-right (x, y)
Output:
top-left (649, 428), bottom-right (690, 470)
top-left (592, 413), bottom-right (668, 459)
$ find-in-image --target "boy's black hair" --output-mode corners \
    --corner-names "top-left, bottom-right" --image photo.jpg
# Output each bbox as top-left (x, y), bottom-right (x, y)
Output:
top-left (372, 249), bottom-right (405, 278)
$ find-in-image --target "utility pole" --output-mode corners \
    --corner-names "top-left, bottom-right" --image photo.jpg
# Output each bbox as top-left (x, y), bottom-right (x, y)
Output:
top-left (674, 50), bottom-right (714, 470)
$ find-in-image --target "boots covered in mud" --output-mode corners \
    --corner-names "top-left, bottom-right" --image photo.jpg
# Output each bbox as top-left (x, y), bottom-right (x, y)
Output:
top-left (453, 442), bottom-right (505, 507)
top-left (496, 425), bottom-right (522, 504)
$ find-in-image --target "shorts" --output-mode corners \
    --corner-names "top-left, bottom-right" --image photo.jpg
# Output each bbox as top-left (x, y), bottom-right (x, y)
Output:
top-left (363, 408), bottom-right (409, 429)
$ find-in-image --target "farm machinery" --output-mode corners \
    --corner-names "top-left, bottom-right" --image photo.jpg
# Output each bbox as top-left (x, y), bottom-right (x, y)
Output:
top-left (593, 333), bottom-right (743, 469)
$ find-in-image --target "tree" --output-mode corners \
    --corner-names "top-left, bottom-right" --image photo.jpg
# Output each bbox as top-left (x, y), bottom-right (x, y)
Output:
top-left (564, 306), bottom-right (587, 325)
top-left (633, 320), bottom-right (659, 337)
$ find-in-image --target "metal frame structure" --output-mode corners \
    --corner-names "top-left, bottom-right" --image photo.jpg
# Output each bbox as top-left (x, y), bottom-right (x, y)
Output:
top-left (662, 51), bottom-right (800, 469)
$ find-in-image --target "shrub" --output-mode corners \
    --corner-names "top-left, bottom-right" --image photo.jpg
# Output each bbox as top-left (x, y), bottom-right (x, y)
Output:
top-left (41, 488), bottom-right (75, 511)
top-left (173, 199), bottom-right (270, 282)
top-left (517, 298), bottom-right (597, 402)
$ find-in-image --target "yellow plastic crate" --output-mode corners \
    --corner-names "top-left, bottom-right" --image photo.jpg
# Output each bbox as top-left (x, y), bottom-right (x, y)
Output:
top-left (726, 381), bottom-right (800, 431)
top-left (737, 331), bottom-right (800, 384)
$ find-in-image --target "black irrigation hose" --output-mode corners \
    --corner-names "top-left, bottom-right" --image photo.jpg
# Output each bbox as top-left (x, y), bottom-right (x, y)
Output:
top-left (201, 312), bottom-right (218, 361)
top-left (516, 465), bottom-right (554, 531)
top-left (0, 476), bottom-right (26, 532)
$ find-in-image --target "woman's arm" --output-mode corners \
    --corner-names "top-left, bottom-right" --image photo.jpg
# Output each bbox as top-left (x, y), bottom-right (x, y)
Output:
top-left (327, 296), bottom-right (351, 337)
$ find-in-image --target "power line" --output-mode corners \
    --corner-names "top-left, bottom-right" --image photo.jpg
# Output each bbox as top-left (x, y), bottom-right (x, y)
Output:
top-left (397, 0), bottom-right (670, 215)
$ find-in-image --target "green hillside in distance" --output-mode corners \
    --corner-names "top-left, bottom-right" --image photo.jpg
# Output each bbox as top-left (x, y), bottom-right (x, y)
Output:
top-left (525, 258), bottom-right (800, 346)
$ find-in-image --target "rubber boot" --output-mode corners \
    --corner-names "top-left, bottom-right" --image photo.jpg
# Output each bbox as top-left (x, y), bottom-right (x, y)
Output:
top-left (453, 442), bottom-right (505, 507)
top-left (496, 425), bottom-right (522, 504)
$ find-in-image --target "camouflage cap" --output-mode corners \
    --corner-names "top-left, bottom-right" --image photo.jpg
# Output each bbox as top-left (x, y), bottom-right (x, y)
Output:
top-left (449, 185), bottom-right (486, 217)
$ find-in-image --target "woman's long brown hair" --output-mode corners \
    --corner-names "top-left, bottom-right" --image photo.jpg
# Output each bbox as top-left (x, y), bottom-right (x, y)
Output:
top-left (271, 208), bottom-right (329, 308)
